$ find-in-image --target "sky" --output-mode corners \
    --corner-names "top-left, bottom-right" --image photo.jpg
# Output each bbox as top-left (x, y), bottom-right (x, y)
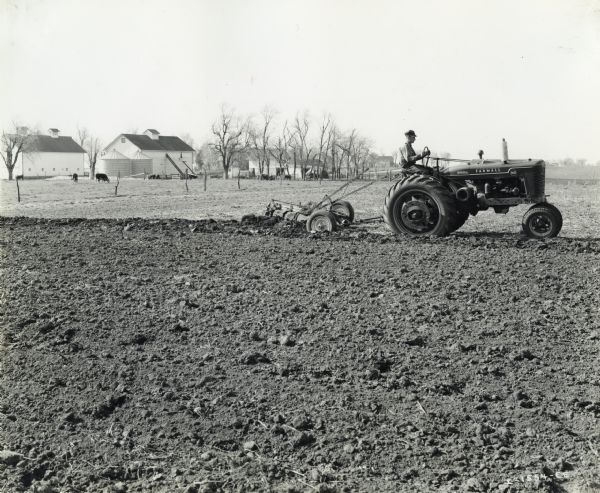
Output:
top-left (1, 0), bottom-right (599, 162)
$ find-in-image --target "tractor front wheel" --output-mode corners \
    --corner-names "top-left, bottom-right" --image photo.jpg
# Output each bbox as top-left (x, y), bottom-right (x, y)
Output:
top-left (522, 204), bottom-right (562, 239)
top-left (306, 210), bottom-right (338, 233)
top-left (539, 202), bottom-right (563, 231)
top-left (383, 175), bottom-right (460, 237)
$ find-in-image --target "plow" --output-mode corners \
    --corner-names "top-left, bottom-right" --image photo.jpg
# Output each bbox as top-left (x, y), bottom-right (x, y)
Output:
top-left (264, 178), bottom-right (382, 232)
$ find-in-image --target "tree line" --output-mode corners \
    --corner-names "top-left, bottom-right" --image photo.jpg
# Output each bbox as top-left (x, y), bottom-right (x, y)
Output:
top-left (200, 106), bottom-right (375, 180)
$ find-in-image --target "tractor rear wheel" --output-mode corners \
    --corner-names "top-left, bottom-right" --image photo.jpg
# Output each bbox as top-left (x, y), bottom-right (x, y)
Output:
top-left (522, 204), bottom-right (562, 239)
top-left (330, 200), bottom-right (355, 224)
top-left (383, 175), bottom-right (460, 237)
top-left (306, 210), bottom-right (338, 233)
top-left (450, 209), bottom-right (469, 232)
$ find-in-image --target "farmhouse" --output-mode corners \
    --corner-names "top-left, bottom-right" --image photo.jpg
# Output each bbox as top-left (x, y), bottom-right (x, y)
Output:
top-left (246, 150), bottom-right (309, 179)
top-left (99, 129), bottom-right (195, 177)
top-left (1, 128), bottom-right (86, 179)
top-left (371, 155), bottom-right (394, 170)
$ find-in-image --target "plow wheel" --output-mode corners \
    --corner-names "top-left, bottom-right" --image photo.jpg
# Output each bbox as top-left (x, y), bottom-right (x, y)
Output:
top-left (282, 210), bottom-right (296, 221)
top-left (521, 204), bottom-right (562, 239)
top-left (383, 175), bottom-right (460, 237)
top-left (330, 200), bottom-right (355, 224)
top-left (306, 211), bottom-right (338, 233)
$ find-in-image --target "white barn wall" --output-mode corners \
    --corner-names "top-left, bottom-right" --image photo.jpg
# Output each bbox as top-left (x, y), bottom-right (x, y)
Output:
top-left (248, 158), bottom-right (297, 177)
top-left (131, 160), bottom-right (153, 176)
top-left (104, 138), bottom-right (139, 160)
top-left (11, 152), bottom-right (85, 178)
top-left (141, 150), bottom-right (195, 175)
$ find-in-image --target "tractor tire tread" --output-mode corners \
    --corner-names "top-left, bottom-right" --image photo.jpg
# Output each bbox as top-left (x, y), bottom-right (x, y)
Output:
top-left (383, 175), bottom-right (461, 236)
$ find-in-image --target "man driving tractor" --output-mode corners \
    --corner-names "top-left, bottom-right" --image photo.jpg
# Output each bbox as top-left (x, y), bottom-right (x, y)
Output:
top-left (399, 129), bottom-right (432, 174)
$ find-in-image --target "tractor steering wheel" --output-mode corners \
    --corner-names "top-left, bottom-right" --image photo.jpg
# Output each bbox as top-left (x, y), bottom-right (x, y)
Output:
top-left (423, 146), bottom-right (430, 167)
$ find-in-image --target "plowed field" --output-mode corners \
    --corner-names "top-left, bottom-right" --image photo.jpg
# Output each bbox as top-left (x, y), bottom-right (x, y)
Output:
top-left (1, 179), bottom-right (599, 492)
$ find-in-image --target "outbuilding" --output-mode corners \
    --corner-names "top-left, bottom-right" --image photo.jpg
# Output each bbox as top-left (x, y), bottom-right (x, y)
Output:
top-left (1, 128), bottom-right (86, 179)
top-left (101, 129), bottom-right (195, 178)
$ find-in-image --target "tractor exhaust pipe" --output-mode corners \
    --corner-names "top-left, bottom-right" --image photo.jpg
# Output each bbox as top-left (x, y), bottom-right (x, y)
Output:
top-left (456, 187), bottom-right (474, 202)
top-left (502, 138), bottom-right (509, 162)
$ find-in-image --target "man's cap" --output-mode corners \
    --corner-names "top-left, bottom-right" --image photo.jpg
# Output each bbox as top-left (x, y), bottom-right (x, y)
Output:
top-left (405, 130), bottom-right (417, 137)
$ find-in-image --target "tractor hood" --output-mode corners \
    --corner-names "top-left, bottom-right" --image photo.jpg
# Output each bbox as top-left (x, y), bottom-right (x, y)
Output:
top-left (440, 159), bottom-right (545, 177)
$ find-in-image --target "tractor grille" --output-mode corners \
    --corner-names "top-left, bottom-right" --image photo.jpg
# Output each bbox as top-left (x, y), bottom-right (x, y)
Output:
top-left (533, 163), bottom-right (545, 197)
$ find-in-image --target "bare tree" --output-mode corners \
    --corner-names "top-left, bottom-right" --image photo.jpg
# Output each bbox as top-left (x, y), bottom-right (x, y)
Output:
top-left (76, 126), bottom-right (102, 179)
top-left (180, 133), bottom-right (196, 150)
top-left (286, 126), bottom-right (299, 180)
top-left (249, 108), bottom-right (274, 178)
top-left (1, 124), bottom-right (34, 180)
top-left (315, 114), bottom-right (332, 181)
top-left (327, 124), bottom-right (343, 179)
top-left (269, 121), bottom-right (291, 177)
top-left (210, 107), bottom-right (249, 179)
top-left (351, 136), bottom-right (372, 177)
top-left (195, 151), bottom-right (205, 172)
top-left (198, 142), bottom-right (220, 171)
top-left (292, 112), bottom-right (314, 179)
top-left (76, 127), bottom-right (89, 150)
top-left (336, 129), bottom-right (357, 180)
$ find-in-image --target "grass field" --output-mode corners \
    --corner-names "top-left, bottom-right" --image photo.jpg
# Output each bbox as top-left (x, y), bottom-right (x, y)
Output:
top-left (1, 177), bottom-right (598, 238)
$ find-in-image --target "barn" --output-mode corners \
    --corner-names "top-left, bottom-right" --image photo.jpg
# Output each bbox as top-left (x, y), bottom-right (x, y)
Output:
top-left (0, 128), bottom-right (86, 179)
top-left (101, 129), bottom-right (195, 178)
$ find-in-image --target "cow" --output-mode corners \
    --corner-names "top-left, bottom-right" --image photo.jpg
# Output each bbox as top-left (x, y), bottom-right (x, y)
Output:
top-left (72, 173), bottom-right (78, 182)
top-left (148, 174), bottom-right (161, 180)
top-left (284, 174), bottom-right (291, 180)
top-left (15, 175), bottom-right (24, 180)
top-left (95, 173), bottom-right (110, 183)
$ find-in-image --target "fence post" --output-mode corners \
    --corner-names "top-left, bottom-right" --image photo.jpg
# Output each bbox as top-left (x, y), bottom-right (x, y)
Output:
top-left (204, 170), bottom-right (207, 191)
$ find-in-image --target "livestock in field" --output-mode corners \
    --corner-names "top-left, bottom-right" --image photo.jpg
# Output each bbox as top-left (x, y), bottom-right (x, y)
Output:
top-left (95, 173), bottom-right (110, 183)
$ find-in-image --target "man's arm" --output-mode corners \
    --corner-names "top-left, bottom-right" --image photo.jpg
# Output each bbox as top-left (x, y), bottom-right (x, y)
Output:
top-left (400, 144), bottom-right (430, 166)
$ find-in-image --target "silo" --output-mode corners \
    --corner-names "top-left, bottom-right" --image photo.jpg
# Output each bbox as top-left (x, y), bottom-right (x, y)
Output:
top-left (131, 151), bottom-right (153, 177)
top-left (97, 149), bottom-right (132, 177)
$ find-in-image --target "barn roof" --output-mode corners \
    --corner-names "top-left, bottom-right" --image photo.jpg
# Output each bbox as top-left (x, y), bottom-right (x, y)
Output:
top-left (28, 135), bottom-right (85, 153)
top-left (122, 134), bottom-right (194, 152)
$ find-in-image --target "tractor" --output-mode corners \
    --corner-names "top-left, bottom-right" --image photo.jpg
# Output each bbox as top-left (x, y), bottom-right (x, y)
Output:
top-left (383, 147), bottom-right (563, 239)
